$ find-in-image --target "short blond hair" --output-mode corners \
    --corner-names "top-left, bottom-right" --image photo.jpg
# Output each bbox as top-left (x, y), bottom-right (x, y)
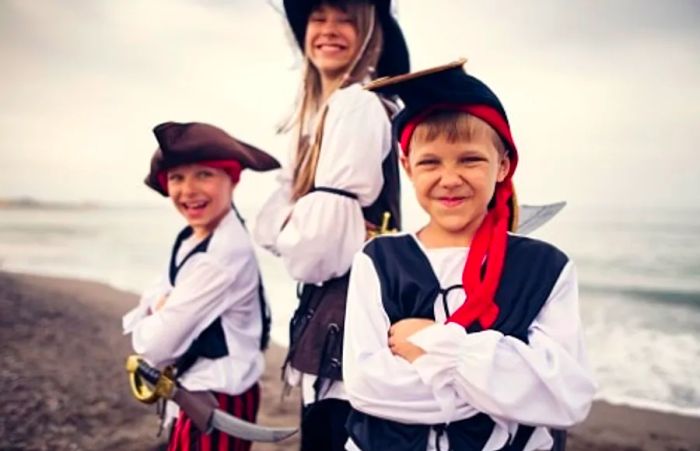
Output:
top-left (409, 110), bottom-right (506, 156)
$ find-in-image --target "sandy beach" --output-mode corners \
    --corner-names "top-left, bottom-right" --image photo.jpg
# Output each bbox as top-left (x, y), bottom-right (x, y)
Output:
top-left (1, 270), bottom-right (698, 451)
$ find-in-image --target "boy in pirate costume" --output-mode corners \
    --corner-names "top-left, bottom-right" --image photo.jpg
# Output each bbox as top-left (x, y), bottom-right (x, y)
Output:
top-left (122, 121), bottom-right (279, 451)
top-left (343, 61), bottom-right (596, 450)
top-left (253, 1), bottom-right (409, 449)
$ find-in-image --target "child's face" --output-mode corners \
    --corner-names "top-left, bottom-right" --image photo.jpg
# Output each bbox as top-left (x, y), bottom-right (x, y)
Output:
top-left (305, 4), bottom-right (359, 80)
top-left (166, 164), bottom-right (234, 237)
top-left (402, 134), bottom-right (510, 240)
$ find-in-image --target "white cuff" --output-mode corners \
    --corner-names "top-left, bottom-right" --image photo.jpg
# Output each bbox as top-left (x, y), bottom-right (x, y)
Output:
top-left (121, 304), bottom-right (149, 334)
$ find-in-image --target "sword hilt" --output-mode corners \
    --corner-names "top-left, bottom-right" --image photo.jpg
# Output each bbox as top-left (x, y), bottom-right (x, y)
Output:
top-left (137, 359), bottom-right (161, 385)
top-left (125, 355), bottom-right (176, 404)
top-left (367, 211), bottom-right (398, 239)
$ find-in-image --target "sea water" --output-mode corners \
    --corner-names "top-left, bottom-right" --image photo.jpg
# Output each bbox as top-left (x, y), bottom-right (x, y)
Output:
top-left (1, 203), bottom-right (699, 416)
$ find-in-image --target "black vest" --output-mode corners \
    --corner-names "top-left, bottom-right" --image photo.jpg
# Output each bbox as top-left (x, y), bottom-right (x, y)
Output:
top-left (285, 142), bottom-right (402, 396)
top-left (169, 209), bottom-right (270, 377)
top-left (346, 234), bottom-right (568, 451)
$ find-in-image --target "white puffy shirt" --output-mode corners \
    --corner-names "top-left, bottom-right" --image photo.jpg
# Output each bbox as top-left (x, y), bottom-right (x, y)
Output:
top-left (253, 83), bottom-right (393, 404)
top-left (123, 209), bottom-right (265, 395)
top-left (343, 233), bottom-right (596, 451)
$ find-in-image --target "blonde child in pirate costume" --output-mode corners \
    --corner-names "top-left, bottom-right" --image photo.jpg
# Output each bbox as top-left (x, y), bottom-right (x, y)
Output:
top-left (253, 0), bottom-right (409, 449)
top-left (342, 61), bottom-right (596, 451)
top-left (122, 121), bottom-right (279, 451)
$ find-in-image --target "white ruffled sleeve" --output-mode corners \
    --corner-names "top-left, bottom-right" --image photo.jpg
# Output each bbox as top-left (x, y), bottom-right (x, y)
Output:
top-left (122, 271), bottom-right (170, 334)
top-left (408, 261), bottom-right (597, 428)
top-left (275, 87), bottom-right (391, 284)
top-left (129, 251), bottom-right (257, 367)
top-left (253, 166), bottom-right (294, 256)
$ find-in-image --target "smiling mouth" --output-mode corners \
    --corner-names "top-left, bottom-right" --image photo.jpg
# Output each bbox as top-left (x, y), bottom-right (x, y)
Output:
top-left (438, 197), bottom-right (466, 207)
top-left (315, 43), bottom-right (348, 53)
top-left (181, 200), bottom-right (208, 213)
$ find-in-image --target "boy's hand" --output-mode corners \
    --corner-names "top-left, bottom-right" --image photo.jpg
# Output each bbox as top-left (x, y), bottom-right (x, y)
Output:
top-left (389, 339), bottom-right (426, 363)
top-left (153, 294), bottom-right (168, 312)
top-left (388, 318), bottom-right (435, 362)
top-left (390, 318), bottom-right (435, 340)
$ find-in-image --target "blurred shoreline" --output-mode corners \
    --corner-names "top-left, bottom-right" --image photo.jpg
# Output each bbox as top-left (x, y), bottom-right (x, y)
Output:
top-left (1, 270), bottom-right (700, 450)
top-left (0, 197), bottom-right (102, 211)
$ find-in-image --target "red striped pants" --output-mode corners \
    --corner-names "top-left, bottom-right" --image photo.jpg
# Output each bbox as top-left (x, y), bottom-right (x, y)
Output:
top-left (167, 383), bottom-right (260, 451)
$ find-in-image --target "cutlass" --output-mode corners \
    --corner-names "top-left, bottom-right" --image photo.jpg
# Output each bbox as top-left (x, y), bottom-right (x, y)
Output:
top-left (125, 355), bottom-right (297, 442)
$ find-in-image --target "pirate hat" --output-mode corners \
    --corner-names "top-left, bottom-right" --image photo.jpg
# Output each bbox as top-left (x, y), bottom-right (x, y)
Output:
top-left (144, 122), bottom-right (280, 196)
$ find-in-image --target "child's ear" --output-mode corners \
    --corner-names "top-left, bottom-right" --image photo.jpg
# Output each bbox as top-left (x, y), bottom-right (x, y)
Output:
top-left (497, 155), bottom-right (511, 182)
top-left (400, 153), bottom-right (412, 178)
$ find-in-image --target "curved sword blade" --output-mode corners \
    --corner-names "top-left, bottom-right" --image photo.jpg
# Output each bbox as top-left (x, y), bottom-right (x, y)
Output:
top-left (210, 410), bottom-right (297, 442)
top-left (130, 357), bottom-right (297, 442)
top-left (517, 202), bottom-right (566, 235)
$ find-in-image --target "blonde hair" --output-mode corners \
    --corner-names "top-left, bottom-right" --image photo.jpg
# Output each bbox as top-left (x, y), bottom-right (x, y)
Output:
top-left (409, 111), bottom-right (507, 157)
top-left (288, 0), bottom-right (384, 201)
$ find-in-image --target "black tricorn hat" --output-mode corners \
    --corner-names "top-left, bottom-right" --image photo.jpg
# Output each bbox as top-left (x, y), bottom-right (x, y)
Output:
top-left (365, 59), bottom-right (516, 156)
top-left (367, 59), bottom-right (521, 230)
top-left (144, 122), bottom-right (280, 196)
top-left (283, 0), bottom-right (410, 77)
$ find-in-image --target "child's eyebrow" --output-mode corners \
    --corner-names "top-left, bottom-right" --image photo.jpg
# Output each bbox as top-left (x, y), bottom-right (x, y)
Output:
top-left (415, 153), bottom-right (440, 159)
top-left (456, 148), bottom-right (489, 156)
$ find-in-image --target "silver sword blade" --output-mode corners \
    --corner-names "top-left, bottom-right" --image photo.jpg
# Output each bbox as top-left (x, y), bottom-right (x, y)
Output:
top-left (133, 358), bottom-right (297, 443)
top-left (517, 202), bottom-right (566, 235)
top-left (210, 409), bottom-right (297, 442)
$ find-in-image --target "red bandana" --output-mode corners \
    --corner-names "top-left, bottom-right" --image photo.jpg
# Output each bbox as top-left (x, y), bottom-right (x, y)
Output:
top-left (156, 160), bottom-right (243, 195)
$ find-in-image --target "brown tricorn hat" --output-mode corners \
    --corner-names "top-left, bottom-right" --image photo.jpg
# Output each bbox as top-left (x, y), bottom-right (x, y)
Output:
top-left (144, 121), bottom-right (280, 196)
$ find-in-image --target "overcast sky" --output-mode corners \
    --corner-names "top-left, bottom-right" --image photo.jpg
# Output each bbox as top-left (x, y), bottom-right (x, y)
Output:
top-left (1, 0), bottom-right (699, 213)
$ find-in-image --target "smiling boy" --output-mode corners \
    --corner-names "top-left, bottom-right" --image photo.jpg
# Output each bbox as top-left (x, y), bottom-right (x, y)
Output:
top-left (342, 62), bottom-right (596, 451)
top-left (122, 121), bottom-right (279, 451)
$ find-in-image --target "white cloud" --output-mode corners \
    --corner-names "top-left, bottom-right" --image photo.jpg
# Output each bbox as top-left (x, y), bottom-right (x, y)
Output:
top-left (0, 0), bottom-right (297, 204)
top-left (399, 0), bottom-right (700, 207)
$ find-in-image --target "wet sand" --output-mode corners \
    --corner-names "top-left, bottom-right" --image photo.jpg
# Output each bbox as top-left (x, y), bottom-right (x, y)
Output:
top-left (1, 271), bottom-right (698, 450)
